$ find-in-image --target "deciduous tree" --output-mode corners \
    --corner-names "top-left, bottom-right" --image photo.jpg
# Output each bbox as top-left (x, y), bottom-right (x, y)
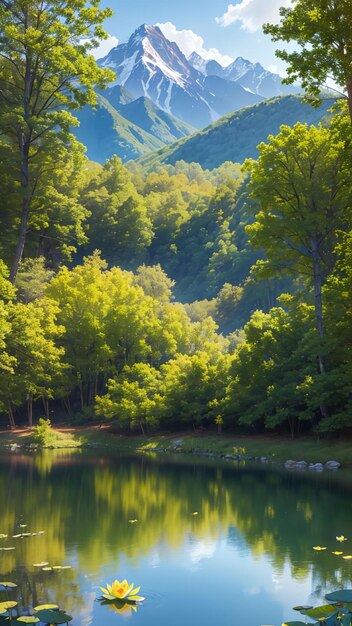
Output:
top-left (0, 0), bottom-right (114, 280)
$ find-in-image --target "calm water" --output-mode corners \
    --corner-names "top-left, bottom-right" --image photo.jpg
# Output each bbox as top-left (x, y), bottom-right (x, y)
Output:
top-left (0, 450), bottom-right (352, 626)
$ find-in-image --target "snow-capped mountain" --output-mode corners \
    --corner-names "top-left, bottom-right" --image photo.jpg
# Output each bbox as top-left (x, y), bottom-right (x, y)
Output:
top-left (188, 53), bottom-right (224, 78)
top-left (224, 57), bottom-right (299, 98)
top-left (187, 52), bottom-right (209, 75)
top-left (187, 53), bottom-right (300, 99)
top-left (99, 25), bottom-right (262, 128)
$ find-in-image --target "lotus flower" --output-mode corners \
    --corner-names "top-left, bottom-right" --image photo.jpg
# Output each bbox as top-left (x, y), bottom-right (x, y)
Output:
top-left (100, 579), bottom-right (145, 603)
top-left (336, 535), bottom-right (347, 542)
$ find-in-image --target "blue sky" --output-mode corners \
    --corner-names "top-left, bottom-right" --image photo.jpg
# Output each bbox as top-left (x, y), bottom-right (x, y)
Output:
top-left (97, 0), bottom-right (292, 73)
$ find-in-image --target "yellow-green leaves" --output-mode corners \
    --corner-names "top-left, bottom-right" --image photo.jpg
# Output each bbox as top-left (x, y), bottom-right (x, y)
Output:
top-left (263, 0), bottom-right (352, 118)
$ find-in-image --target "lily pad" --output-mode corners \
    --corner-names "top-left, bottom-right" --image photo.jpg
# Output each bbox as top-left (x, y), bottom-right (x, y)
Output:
top-left (33, 604), bottom-right (59, 611)
top-left (313, 546), bottom-right (327, 551)
top-left (0, 547), bottom-right (15, 550)
top-left (0, 601), bottom-right (18, 612)
top-left (342, 555), bottom-right (352, 560)
top-left (304, 604), bottom-right (338, 619)
top-left (16, 617), bottom-right (40, 624)
top-left (0, 535), bottom-right (8, 539)
top-left (35, 609), bottom-right (72, 624)
top-left (0, 582), bottom-right (17, 589)
top-left (41, 567), bottom-right (52, 571)
top-left (33, 562), bottom-right (49, 567)
top-left (326, 590), bottom-right (352, 603)
top-left (293, 605), bottom-right (313, 611)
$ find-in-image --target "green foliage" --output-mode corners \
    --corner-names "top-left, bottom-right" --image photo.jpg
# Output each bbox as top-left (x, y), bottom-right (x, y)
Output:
top-left (15, 258), bottom-right (55, 304)
top-left (0, 2), bottom-right (351, 437)
top-left (245, 123), bottom-right (352, 288)
top-left (0, 0), bottom-right (115, 280)
top-left (137, 96), bottom-right (335, 171)
top-left (80, 156), bottom-right (153, 266)
top-left (32, 419), bottom-right (58, 447)
top-left (263, 0), bottom-right (352, 115)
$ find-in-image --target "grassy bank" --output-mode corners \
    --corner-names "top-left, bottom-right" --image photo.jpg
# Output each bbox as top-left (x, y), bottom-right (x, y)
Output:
top-left (0, 427), bottom-right (351, 466)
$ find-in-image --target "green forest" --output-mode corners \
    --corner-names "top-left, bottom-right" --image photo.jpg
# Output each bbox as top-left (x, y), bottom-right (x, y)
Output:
top-left (0, 0), bottom-right (351, 438)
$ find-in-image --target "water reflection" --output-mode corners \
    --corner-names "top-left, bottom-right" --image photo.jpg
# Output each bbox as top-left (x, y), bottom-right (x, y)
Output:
top-left (0, 450), bottom-right (351, 626)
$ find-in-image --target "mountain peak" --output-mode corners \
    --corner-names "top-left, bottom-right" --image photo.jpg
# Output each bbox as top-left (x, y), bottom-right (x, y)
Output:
top-left (130, 23), bottom-right (163, 42)
top-left (98, 24), bottom-right (298, 128)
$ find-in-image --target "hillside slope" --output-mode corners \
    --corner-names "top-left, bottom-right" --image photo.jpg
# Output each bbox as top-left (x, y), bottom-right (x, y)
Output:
top-left (74, 93), bottom-right (195, 163)
top-left (120, 97), bottom-right (195, 144)
top-left (136, 96), bottom-right (335, 171)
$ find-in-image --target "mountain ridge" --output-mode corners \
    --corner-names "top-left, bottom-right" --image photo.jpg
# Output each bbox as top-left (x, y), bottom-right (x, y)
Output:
top-left (98, 24), bottom-right (264, 128)
top-left (135, 96), bottom-right (335, 171)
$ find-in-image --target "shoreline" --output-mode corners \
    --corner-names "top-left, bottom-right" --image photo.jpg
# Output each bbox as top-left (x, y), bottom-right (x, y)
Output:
top-left (0, 427), bottom-right (350, 470)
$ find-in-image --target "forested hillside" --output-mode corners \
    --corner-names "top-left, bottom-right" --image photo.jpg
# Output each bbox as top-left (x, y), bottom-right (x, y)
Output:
top-left (137, 96), bottom-right (335, 171)
top-left (0, 0), bottom-right (351, 439)
top-left (74, 91), bottom-right (195, 163)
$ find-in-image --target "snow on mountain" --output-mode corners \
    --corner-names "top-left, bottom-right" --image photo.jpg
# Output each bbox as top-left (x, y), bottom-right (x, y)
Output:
top-left (188, 53), bottom-right (300, 99)
top-left (99, 25), bottom-right (262, 128)
top-left (187, 52), bottom-right (208, 75)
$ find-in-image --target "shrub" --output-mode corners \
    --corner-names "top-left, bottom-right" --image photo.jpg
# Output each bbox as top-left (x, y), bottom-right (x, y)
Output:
top-left (32, 418), bottom-right (57, 447)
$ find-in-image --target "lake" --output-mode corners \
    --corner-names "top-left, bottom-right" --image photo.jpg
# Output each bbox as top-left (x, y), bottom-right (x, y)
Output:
top-left (0, 450), bottom-right (351, 626)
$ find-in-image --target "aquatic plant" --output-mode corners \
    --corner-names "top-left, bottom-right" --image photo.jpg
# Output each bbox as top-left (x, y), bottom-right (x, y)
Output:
top-left (283, 589), bottom-right (352, 626)
top-left (100, 579), bottom-right (145, 602)
top-left (0, 584), bottom-right (72, 626)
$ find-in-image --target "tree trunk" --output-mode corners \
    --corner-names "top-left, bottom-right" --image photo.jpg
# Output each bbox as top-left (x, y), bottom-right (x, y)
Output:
top-left (7, 400), bottom-right (16, 429)
top-left (62, 396), bottom-right (72, 417)
top-left (311, 238), bottom-right (329, 419)
top-left (27, 393), bottom-right (33, 427)
top-left (10, 197), bottom-right (30, 283)
top-left (10, 22), bottom-right (32, 284)
top-left (42, 397), bottom-right (49, 420)
top-left (346, 80), bottom-right (352, 124)
top-left (311, 239), bottom-right (324, 356)
top-left (79, 382), bottom-right (84, 410)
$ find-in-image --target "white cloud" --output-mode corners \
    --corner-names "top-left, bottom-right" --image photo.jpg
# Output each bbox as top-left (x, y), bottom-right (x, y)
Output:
top-left (91, 34), bottom-right (119, 59)
top-left (216, 0), bottom-right (291, 32)
top-left (157, 21), bottom-right (233, 67)
top-left (267, 63), bottom-right (287, 77)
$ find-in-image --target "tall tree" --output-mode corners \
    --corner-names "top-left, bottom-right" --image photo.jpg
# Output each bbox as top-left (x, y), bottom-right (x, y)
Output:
top-left (246, 123), bottom-right (352, 376)
top-left (81, 156), bottom-right (153, 266)
top-left (263, 0), bottom-right (352, 120)
top-left (0, 0), bottom-right (114, 281)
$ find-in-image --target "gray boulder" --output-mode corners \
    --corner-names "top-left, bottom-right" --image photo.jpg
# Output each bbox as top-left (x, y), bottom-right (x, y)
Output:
top-left (308, 462), bottom-right (324, 471)
top-left (284, 460), bottom-right (296, 469)
top-left (324, 460), bottom-right (341, 470)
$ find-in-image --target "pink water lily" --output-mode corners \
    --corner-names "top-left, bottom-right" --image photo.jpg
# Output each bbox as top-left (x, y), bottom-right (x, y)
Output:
top-left (100, 579), bottom-right (145, 602)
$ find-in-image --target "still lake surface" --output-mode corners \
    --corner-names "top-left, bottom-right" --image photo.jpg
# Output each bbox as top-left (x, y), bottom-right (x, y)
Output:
top-left (0, 450), bottom-right (351, 626)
